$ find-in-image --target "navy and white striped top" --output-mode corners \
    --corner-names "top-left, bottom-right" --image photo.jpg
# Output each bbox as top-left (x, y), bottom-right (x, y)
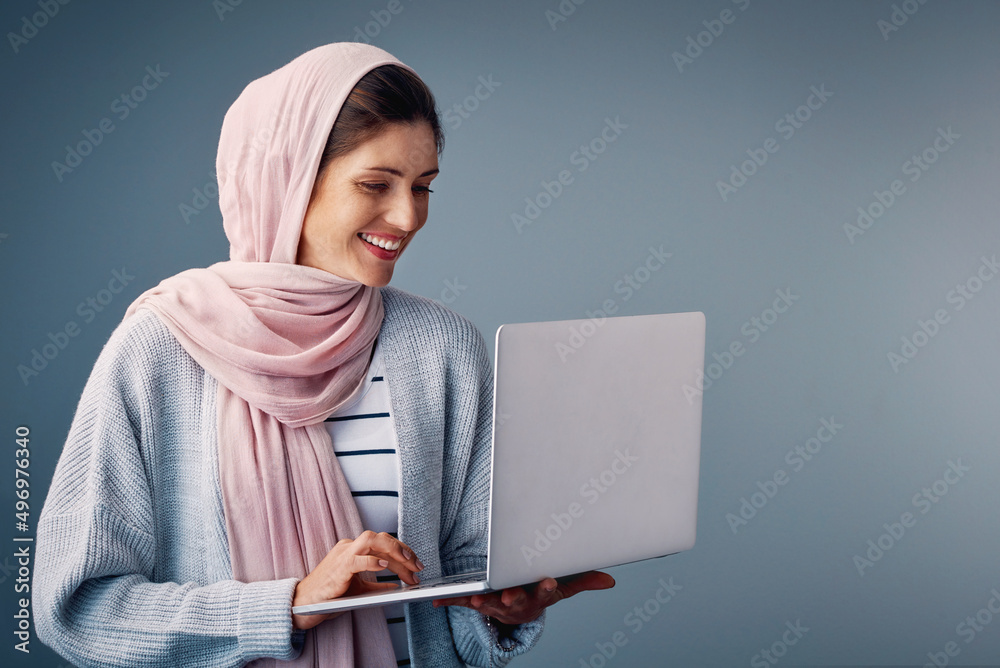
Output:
top-left (323, 338), bottom-right (409, 666)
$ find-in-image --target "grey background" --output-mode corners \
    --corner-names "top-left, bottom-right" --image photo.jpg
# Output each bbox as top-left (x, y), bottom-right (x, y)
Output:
top-left (2, 0), bottom-right (999, 666)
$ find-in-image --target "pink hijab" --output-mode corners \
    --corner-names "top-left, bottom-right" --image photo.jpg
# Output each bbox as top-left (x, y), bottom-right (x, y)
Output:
top-left (124, 43), bottom-right (410, 667)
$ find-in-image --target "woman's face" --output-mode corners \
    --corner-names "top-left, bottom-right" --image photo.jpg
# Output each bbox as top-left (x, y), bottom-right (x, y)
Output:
top-left (297, 122), bottom-right (439, 287)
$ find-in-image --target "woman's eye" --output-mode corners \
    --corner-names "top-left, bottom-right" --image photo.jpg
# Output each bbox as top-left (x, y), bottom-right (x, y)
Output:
top-left (357, 182), bottom-right (433, 197)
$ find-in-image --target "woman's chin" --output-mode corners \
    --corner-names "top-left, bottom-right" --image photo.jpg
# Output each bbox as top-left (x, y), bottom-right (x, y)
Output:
top-left (360, 269), bottom-right (394, 288)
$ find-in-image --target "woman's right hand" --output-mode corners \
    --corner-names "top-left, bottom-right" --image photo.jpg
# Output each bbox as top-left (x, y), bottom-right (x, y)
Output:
top-left (291, 530), bottom-right (424, 630)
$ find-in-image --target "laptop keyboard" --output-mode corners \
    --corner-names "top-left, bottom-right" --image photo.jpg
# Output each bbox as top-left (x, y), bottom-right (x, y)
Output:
top-left (398, 571), bottom-right (487, 592)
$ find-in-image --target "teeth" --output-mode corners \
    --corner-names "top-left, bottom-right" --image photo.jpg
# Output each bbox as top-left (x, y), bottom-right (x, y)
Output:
top-left (361, 233), bottom-right (401, 251)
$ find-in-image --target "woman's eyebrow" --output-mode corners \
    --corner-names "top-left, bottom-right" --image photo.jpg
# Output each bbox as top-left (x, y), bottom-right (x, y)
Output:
top-left (365, 166), bottom-right (439, 177)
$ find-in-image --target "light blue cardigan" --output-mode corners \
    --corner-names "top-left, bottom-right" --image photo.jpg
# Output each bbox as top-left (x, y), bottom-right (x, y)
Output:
top-left (34, 286), bottom-right (543, 667)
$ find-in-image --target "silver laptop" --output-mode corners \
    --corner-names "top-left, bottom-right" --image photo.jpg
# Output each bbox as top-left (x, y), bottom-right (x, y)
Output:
top-left (292, 311), bottom-right (705, 615)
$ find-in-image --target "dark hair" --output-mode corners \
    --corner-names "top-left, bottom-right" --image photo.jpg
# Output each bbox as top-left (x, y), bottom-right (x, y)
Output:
top-left (316, 64), bottom-right (443, 177)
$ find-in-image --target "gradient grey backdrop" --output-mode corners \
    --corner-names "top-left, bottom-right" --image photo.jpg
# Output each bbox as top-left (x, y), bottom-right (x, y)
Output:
top-left (2, 1), bottom-right (999, 666)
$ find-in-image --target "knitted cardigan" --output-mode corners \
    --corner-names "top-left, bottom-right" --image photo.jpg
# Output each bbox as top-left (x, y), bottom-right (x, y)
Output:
top-left (34, 286), bottom-right (544, 667)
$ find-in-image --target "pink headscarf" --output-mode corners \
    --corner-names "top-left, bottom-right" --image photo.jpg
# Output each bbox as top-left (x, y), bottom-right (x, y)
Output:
top-left (125, 43), bottom-right (411, 667)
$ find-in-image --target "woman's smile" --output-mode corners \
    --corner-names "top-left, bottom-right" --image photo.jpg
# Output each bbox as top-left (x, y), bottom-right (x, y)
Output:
top-left (358, 232), bottom-right (407, 263)
top-left (359, 232), bottom-right (404, 252)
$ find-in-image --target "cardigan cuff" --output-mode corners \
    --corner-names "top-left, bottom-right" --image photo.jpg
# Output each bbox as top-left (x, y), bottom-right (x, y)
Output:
top-left (237, 577), bottom-right (302, 661)
top-left (450, 606), bottom-right (546, 667)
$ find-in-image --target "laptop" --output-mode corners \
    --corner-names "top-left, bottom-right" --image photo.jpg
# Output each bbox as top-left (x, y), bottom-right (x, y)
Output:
top-left (292, 311), bottom-right (705, 615)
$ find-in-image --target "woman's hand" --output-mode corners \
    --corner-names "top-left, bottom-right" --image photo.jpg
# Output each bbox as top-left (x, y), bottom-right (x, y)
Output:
top-left (431, 570), bottom-right (615, 626)
top-left (291, 530), bottom-right (424, 631)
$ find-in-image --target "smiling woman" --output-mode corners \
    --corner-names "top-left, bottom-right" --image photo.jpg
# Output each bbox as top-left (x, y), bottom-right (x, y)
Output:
top-left (32, 42), bottom-right (610, 668)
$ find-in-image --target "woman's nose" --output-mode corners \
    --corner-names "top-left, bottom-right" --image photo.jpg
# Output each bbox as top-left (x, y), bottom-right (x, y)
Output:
top-left (385, 190), bottom-right (421, 231)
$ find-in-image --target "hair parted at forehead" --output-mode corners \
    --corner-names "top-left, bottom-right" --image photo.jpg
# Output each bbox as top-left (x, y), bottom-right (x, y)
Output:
top-left (317, 64), bottom-right (444, 179)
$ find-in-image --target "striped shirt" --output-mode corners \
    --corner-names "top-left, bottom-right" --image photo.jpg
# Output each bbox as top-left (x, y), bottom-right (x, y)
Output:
top-left (323, 338), bottom-right (409, 666)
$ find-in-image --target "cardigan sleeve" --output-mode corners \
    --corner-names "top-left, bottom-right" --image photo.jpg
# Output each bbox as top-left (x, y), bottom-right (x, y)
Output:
top-left (33, 313), bottom-right (302, 667)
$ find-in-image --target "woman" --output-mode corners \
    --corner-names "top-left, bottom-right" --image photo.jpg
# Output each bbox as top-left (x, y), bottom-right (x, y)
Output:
top-left (34, 43), bottom-right (611, 667)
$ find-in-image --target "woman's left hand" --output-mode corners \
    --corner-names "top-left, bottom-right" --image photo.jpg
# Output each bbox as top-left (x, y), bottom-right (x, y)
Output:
top-left (431, 570), bottom-right (615, 625)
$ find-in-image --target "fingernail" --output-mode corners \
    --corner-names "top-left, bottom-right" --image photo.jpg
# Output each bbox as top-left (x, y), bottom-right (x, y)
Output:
top-left (402, 548), bottom-right (412, 560)
top-left (413, 573), bottom-right (420, 584)
top-left (378, 559), bottom-right (389, 568)
top-left (416, 559), bottom-right (424, 570)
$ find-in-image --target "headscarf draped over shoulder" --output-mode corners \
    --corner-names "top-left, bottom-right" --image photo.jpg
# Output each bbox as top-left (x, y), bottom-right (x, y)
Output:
top-left (125, 43), bottom-right (413, 668)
